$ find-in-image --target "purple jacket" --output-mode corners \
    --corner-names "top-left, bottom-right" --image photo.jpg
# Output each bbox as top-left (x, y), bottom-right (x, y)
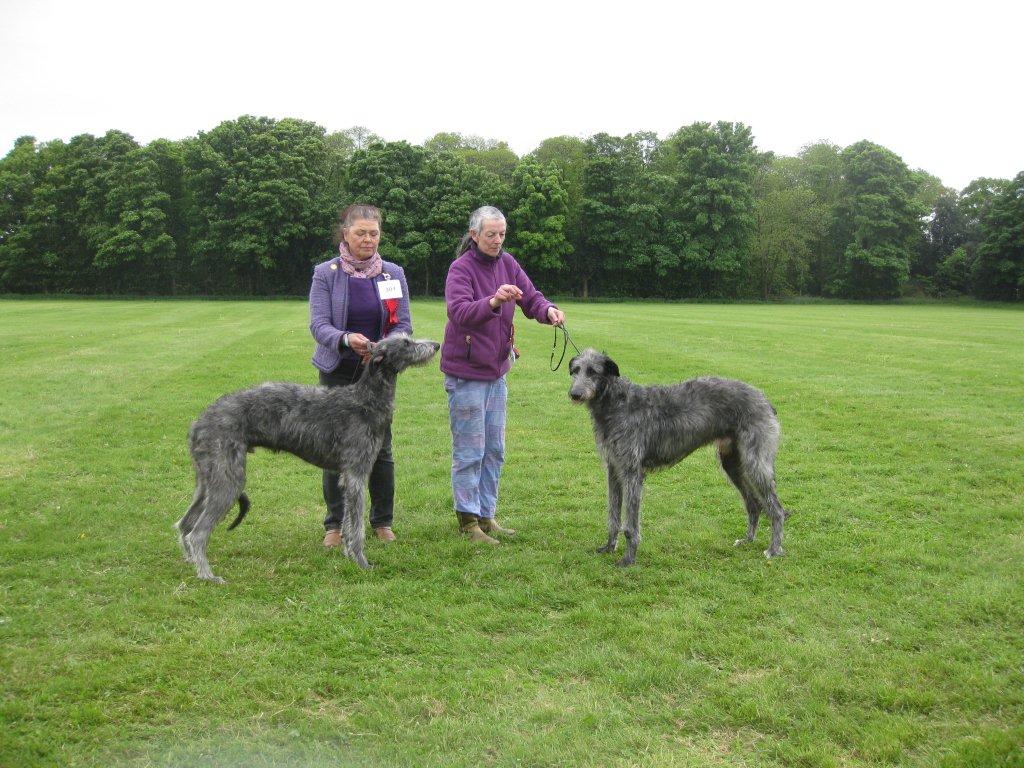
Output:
top-left (309, 257), bottom-right (412, 373)
top-left (441, 246), bottom-right (556, 381)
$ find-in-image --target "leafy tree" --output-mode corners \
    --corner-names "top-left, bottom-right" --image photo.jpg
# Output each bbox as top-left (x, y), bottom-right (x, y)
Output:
top-left (423, 132), bottom-right (467, 154)
top-left (935, 246), bottom-right (973, 295)
top-left (65, 131), bottom-right (187, 294)
top-left (0, 135), bottom-right (106, 293)
top-left (659, 122), bottom-right (759, 297)
top-left (342, 126), bottom-right (381, 152)
top-left (0, 137), bottom-right (44, 291)
top-left (831, 141), bottom-right (925, 299)
top-left (528, 136), bottom-right (587, 288)
top-left (911, 169), bottom-right (945, 213)
top-left (184, 116), bottom-right (334, 294)
top-left (959, 178), bottom-right (1009, 251)
top-left (506, 160), bottom-right (572, 276)
top-left (972, 171), bottom-right (1024, 300)
top-left (916, 187), bottom-right (968, 293)
top-left (423, 132), bottom-right (518, 180)
top-left (463, 142), bottom-right (519, 181)
top-left (790, 142), bottom-right (844, 294)
top-left (143, 139), bottom-right (191, 292)
top-left (750, 156), bottom-right (830, 299)
top-left (576, 133), bottom-right (668, 298)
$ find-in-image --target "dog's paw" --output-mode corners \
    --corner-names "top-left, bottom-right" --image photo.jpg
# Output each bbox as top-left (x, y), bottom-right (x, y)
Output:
top-left (734, 537), bottom-right (753, 547)
top-left (763, 547), bottom-right (784, 559)
top-left (200, 575), bottom-right (227, 585)
top-left (596, 543), bottom-right (616, 554)
top-left (614, 556), bottom-right (635, 568)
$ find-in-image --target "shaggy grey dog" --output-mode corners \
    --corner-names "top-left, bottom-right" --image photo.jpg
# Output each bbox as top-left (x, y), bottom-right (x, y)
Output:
top-left (176, 335), bottom-right (440, 583)
top-left (568, 348), bottom-right (788, 566)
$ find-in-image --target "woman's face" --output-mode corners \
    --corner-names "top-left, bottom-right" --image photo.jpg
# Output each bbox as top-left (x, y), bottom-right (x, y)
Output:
top-left (343, 218), bottom-right (381, 260)
top-left (472, 218), bottom-right (506, 258)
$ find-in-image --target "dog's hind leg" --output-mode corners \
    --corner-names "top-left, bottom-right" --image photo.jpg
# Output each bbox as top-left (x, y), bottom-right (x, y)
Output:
top-left (616, 470), bottom-right (644, 567)
top-left (187, 482), bottom-right (244, 583)
top-left (717, 438), bottom-right (762, 547)
top-left (340, 473), bottom-right (370, 570)
top-left (186, 451), bottom-right (247, 583)
top-left (176, 478), bottom-right (206, 563)
top-left (597, 463), bottom-right (623, 554)
top-left (736, 427), bottom-right (787, 558)
top-left (742, 458), bottom-right (786, 558)
top-left (758, 486), bottom-right (786, 559)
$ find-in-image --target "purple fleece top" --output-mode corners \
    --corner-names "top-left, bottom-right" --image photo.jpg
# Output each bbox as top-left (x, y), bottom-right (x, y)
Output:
top-left (440, 246), bottom-right (556, 381)
top-left (309, 257), bottom-right (412, 373)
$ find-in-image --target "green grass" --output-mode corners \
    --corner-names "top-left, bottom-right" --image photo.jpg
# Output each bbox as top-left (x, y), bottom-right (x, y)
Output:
top-left (1, 299), bottom-right (1022, 767)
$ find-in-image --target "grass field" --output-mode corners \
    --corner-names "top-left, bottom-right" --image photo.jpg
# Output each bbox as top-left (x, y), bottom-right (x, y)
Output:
top-left (1, 299), bottom-right (1022, 767)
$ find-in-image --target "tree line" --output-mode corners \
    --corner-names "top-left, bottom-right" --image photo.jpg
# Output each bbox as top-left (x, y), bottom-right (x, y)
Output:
top-left (1, 116), bottom-right (1021, 300)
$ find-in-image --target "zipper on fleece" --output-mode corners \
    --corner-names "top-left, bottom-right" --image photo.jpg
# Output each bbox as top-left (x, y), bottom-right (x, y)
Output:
top-left (464, 335), bottom-right (472, 360)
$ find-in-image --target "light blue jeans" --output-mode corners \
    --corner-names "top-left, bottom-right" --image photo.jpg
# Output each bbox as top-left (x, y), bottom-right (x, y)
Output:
top-left (444, 375), bottom-right (507, 519)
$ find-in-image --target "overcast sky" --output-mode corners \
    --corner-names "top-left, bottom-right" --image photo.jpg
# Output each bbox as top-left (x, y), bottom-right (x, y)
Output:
top-left (2, 0), bottom-right (1021, 191)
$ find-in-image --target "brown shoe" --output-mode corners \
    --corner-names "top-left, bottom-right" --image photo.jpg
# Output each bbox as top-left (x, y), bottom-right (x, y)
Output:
top-left (322, 529), bottom-right (343, 548)
top-left (457, 512), bottom-right (499, 546)
top-left (374, 526), bottom-right (396, 543)
top-left (478, 517), bottom-right (515, 536)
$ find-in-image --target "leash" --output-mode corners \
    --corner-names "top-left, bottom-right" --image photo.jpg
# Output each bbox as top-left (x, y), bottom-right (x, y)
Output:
top-left (549, 322), bottom-right (582, 371)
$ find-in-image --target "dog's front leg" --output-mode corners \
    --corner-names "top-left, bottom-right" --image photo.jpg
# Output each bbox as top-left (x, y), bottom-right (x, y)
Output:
top-left (340, 473), bottom-right (371, 569)
top-left (597, 463), bottom-right (622, 554)
top-left (617, 471), bottom-right (644, 567)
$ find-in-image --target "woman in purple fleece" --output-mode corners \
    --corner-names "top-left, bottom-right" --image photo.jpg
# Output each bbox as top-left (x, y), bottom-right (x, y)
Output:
top-left (441, 206), bottom-right (566, 544)
top-left (309, 204), bottom-right (412, 548)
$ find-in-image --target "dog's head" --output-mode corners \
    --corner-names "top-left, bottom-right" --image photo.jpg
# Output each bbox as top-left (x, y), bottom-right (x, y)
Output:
top-left (366, 334), bottom-right (440, 376)
top-left (568, 348), bottom-right (619, 404)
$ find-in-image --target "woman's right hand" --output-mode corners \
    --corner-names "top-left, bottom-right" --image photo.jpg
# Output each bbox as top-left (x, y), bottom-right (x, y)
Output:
top-left (489, 284), bottom-right (523, 309)
top-left (346, 333), bottom-right (371, 355)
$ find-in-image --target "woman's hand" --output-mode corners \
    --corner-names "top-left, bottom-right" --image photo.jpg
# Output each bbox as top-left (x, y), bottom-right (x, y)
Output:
top-left (547, 307), bottom-right (565, 326)
top-left (489, 284), bottom-right (523, 309)
top-left (346, 333), bottom-right (371, 355)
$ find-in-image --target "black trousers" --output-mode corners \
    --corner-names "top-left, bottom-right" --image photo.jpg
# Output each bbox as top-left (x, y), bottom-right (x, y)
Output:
top-left (319, 363), bottom-right (395, 531)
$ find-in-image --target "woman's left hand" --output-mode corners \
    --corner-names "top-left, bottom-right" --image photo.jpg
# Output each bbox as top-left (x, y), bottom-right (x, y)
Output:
top-left (548, 307), bottom-right (565, 326)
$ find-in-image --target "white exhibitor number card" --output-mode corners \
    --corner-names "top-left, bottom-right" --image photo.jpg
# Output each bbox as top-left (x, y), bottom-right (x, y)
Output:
top-left (377, 279), bottom-right (403, 300)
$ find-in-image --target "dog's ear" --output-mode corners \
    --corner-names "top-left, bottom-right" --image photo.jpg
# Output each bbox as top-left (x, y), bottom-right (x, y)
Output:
top-left (367, 341), bottom-right (386, 367)
top-left (602, 356), bottom-right (619, 378)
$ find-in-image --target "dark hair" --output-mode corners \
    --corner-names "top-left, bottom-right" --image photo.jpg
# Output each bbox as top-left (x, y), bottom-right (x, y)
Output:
top-left (333, 204), bottom-right (382, 246)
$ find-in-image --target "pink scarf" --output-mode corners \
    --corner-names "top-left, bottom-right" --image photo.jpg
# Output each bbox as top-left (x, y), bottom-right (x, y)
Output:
top-left (338, 241), bottom-right (383, 278)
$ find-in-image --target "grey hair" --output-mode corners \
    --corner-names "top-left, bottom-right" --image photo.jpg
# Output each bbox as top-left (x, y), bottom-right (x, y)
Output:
top-left (456, 205), bottom-right (506, 256)
top-left (333, 204), bottom-right (382, 245)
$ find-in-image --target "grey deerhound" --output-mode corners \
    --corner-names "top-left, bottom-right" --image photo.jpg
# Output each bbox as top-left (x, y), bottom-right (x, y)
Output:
top-left (568, 348), bottom-right (788, 566)
top-left (176, 335), bottom-right (440, 583)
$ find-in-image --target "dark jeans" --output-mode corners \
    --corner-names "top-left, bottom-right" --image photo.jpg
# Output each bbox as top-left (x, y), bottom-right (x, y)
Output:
top-left (319, 364), bottom-right (395, 531)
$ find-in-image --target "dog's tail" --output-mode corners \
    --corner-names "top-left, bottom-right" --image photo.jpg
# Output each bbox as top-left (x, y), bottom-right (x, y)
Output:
top-left (226, 493), bottom-right (250, 530)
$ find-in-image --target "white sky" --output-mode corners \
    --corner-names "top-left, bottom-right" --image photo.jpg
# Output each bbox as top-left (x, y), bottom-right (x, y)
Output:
top-left (2, 0), bottom-right (1021, 191)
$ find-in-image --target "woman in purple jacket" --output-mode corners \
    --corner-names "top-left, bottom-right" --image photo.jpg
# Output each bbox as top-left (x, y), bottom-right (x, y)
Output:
top-left (309, 204), bottom-right (412, 548)
top-left (441, 206), bottom-right (566, 544)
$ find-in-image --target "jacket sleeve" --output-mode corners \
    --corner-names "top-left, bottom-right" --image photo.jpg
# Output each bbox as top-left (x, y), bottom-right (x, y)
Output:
top-left (309, 265), bottom-right (344, 350)
top-left (446, 260), bottom-right (500, 329)
top-left (387, 265), bottom-right (413, 337)
top-left (511, 256), bottom-right (555, 324)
